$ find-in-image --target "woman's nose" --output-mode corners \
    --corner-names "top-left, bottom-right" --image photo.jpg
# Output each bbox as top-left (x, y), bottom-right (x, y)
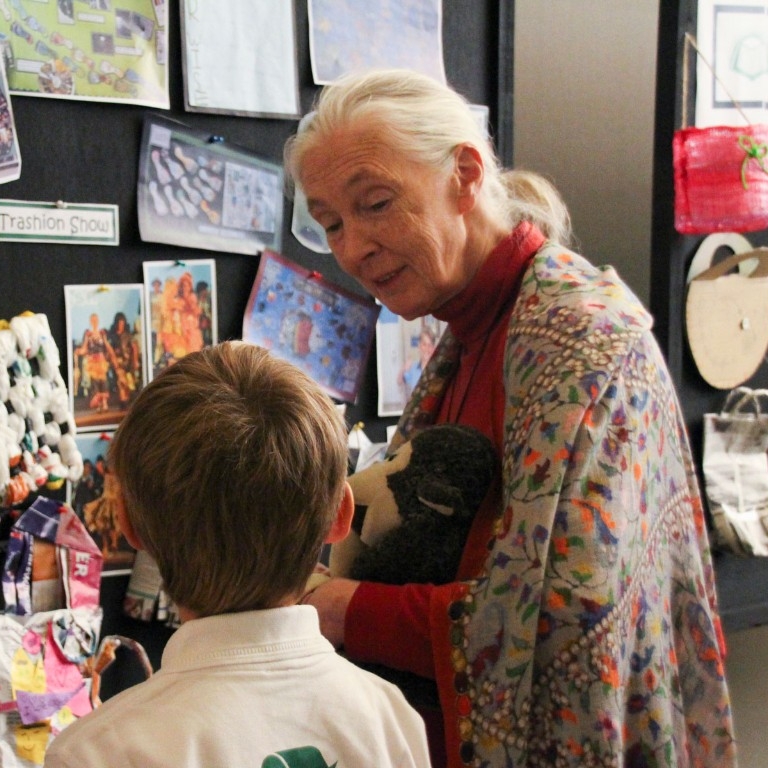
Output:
top-left (336, 221), bottom-right (376, 270)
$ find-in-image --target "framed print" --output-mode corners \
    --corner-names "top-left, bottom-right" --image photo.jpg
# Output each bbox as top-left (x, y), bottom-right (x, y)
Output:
top-left (242, 250), bottom-right (379, 403)
top-left (65, 284), bottom-right (146, 431)
top-left (143, 258), bottom-right (217, 381)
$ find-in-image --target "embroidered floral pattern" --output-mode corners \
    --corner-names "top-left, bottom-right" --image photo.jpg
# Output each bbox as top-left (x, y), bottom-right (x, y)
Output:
top-left (398, 245), bottom-right (735, 767)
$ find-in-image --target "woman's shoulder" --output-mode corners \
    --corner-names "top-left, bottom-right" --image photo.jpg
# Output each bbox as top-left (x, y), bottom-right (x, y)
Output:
top-left (517, 241), bottom-right (653, 336)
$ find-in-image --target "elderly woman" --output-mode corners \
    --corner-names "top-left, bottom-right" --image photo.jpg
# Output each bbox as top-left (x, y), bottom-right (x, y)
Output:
top-left (286, 69), bottom-right (735, 768)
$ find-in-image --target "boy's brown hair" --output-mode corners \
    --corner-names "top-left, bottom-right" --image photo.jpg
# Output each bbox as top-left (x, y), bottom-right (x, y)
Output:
top-left (109, 341), bottom-right (348, 615)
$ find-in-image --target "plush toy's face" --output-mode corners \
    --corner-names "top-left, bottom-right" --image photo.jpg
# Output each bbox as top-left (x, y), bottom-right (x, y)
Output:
top-left (349, 441), bottom-right (413, 547)
top-left (326, 441), bottom-right (413, 579)
top-left (322, 424), bottom-right (497, 586)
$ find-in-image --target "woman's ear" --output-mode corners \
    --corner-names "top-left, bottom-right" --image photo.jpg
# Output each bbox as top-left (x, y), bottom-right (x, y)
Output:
top-left (454, 144), bottom-right (484, 214)
top-left (325, 482), bottom-right (354, 544)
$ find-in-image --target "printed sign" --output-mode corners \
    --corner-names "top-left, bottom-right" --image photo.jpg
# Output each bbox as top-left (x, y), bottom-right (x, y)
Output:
top-left (0, 200), bottom-right (119, 245)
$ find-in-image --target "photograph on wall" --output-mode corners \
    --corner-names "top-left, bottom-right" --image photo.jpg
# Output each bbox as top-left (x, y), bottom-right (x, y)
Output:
top-left (695, 0), bottom-right (768, 127)
top-left (143, 258), bottom-right (217, 381)
top-left (138, 114), bottom-right (284, 255)
top-left (242, 250), bottom-right (380, 403)
top-left (376, 306), bottom-right (445, 416)
top-left (308, 0), bottom-right (446, 85)
top-left (180, 0), bottom-right (299, 118)
top-left (0, 0), bottom-right (169, 107)
top-left (65, 283), bottom-right (146, 432)
top-left (0, 52), bottom-right (21, 184)
top-left (69, 431), bottom-right (135, 575)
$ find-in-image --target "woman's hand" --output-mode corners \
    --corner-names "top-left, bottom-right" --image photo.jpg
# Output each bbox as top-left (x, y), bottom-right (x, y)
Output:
top-left (302, 576), bottom-right (360, 649)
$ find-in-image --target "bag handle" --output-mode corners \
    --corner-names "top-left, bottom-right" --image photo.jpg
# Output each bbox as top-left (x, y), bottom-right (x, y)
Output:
top-left (693, 248), bottom-right (768, 281)
top-left (722, 386), bottom-right (768, 415)
top-left (90, 634), bottom-right (153, 708)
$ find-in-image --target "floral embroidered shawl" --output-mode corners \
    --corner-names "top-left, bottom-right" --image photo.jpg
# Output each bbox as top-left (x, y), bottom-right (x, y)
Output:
top-left (390, 243), bottom-right (736, 767)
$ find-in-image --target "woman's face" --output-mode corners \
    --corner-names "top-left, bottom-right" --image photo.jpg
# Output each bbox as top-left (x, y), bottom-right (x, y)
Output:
top-left (300, 121), bottom-right (477, 320)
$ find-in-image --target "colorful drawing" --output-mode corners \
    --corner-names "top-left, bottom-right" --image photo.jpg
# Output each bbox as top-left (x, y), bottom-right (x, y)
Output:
top-left (308, 0), bottom-right (446, 85)
top-left (243, 250), bottom-right (379, 403)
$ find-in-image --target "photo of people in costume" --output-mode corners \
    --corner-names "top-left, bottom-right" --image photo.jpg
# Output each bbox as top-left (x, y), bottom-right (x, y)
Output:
top-left (65, 284), bottom-right (145, 430)
top-left (69, 431), bottom-right (135, 573)
top-left (143, 259), bottom-right (217, 380)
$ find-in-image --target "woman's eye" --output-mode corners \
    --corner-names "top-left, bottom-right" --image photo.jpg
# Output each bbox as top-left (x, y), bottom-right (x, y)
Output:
top-left (369, 198), bottom-right (390, 213)
top-left (324, 221), bottom-right (341, 235)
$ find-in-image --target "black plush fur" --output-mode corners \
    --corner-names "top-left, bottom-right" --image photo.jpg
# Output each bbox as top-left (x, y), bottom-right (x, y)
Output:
top-left (349, 424), bottom-right (497, 585)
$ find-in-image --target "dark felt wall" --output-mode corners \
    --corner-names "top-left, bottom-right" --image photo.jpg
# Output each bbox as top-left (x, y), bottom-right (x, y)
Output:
top-left (653, 0), bottom-right (768, 631)
top-left (1, 0), bottom-right (510, 693)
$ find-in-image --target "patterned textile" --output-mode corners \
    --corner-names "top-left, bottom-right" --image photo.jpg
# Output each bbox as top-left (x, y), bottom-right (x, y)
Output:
top-left (391, 243), bottom-right (736, 767)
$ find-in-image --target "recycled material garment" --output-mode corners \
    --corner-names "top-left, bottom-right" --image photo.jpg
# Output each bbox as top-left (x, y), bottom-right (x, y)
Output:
top-left (377, 236), bottom-right (736, 767)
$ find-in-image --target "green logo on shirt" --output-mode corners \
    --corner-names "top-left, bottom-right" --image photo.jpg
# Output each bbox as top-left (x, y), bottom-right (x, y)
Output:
top-left (261, 746), bottom-right (337, 768)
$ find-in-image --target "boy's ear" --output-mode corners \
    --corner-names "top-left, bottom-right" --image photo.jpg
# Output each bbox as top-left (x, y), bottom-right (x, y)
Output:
top-left (325, 482), bottom-right (354, 544)
top-left (114, 489), bottom-right (143, 551)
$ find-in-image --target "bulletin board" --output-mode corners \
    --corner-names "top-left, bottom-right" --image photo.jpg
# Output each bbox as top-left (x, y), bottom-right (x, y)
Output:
top-left (0, 0), bottom-right (512, 693)
top-left (653, 0), bottom-right (768, 631)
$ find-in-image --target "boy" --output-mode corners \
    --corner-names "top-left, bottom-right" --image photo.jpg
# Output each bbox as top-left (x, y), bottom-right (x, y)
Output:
top-left (45, 341), bottom-right (431, 768)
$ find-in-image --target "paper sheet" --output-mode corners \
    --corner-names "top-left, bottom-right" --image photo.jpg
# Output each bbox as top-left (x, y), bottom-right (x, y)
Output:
top-left (180, 0), bottom-right (299, 118)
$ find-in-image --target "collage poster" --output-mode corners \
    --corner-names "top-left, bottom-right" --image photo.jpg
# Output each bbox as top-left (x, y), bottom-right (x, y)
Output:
top-left (0, 0), bottom-right (169, 107)
top-left (242, 250), bottom-right (379, 404)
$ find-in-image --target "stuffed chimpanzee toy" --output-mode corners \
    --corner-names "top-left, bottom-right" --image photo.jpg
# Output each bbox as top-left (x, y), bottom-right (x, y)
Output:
top-left (325, 423), bottom-right (497, 587)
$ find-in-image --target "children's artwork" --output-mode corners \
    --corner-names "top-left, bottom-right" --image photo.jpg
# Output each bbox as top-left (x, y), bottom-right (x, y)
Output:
top-left (0, 51), bottom-right (21, 183)
top-left (70, 431), bottom-right (135, 574)
top-left (242, 250), bottom-right (380, 403)
top-left (696, 1), bottom-right (768, 127)
top-left (143, 259), bottom-right (217, 381)
top-left (376, 306), bottom-right (444, 416)
top-left (137, 114), bottom-right (284, 255)
top-left (180, 0), bottom-right (300, 118)
top-left (308, 0), bottom-right (446, 85)
top-left (65, 284), bottom-right (146, 431)
top-left (0, 0), bottom-right (169, 107)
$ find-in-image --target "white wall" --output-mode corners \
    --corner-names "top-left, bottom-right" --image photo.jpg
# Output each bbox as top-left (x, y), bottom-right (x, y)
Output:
top-left (513, 4), bottom-right (766, 766)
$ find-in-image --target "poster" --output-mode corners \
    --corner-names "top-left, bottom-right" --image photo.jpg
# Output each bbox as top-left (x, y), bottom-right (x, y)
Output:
top-left (138, 114), bottom-right (284, 255)
top-left (0, 0), bottom-right (169, 107)
top-left (242, 250), bottom-right (379, 403)
top-left (0, 52), bottom-right (21, 183)
top-left (308, 0), bottom-right (445, 85)
top-left (143, 258), bottom-right (217, 381)
top-left (695, 1), bottom-right (768, 126)
top-left (64, 283), bottom-right (146, 431)
top-left (376, 307), bottom-right (444, 416)
top-left (180, 0), bottom-right (299, 118)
